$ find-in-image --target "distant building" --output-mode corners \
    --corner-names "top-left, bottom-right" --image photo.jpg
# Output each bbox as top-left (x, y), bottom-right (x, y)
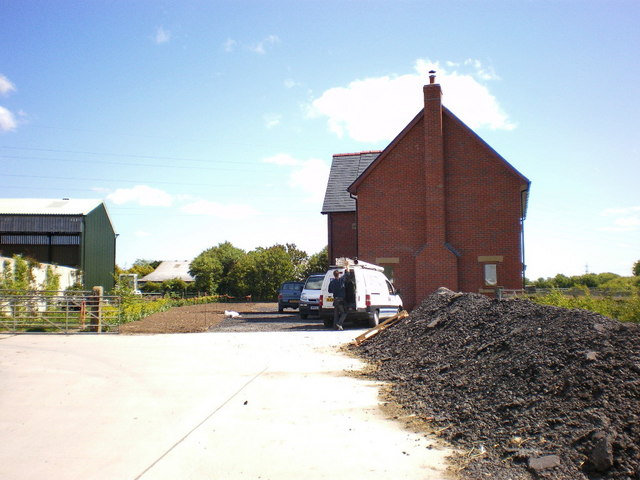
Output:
top-left (322, 74), bottom-right (530, 309)
top-left (139, 261), bottom-right (195, 284)
top-left (0, 198), bottom-right (117, 291)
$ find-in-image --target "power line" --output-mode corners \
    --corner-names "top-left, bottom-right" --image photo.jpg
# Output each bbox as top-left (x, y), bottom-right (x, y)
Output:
top-left (2, 173), bottom-right (271, 188)
top-left (1, 153), bottom-right (272, 172)
top-left (0, 145), bottom-right (259, 165)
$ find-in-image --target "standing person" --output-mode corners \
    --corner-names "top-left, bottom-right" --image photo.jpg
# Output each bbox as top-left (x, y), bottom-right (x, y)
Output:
top-left (328, 269), bottom-right (347, 330)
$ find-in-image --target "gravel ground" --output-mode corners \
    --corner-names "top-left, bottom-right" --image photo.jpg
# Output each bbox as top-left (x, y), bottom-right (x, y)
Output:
top-left (351, 288), bottom-right (640, 480)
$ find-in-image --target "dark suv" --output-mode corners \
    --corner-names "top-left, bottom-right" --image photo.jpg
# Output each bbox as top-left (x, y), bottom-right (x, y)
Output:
top-left (277, 281), bottom-right (304, 312)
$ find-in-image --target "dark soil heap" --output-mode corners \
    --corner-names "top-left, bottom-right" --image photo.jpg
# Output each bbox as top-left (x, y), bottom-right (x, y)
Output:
top-left (354, 288), bottom-right (640, 479)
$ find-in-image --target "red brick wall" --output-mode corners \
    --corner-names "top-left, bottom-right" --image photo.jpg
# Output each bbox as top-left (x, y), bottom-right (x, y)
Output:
top-left (327, 212), bottom-right (358, 262)
top-left (354, 109), bottom-right (526, 310)
top-left (356, 120), bottom-right (428, 309)
top-left (443, 112), bottom-right (526, 293)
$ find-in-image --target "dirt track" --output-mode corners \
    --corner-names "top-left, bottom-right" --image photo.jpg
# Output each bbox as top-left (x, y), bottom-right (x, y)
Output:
top-left (118, 302), bottom-right (322, 334)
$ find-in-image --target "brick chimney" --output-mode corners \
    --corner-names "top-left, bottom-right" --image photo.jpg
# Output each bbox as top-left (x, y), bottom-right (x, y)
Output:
top-left (415, 71), bottom-right (459, 296)
top-left (423, 71), bottom-right (446, 244)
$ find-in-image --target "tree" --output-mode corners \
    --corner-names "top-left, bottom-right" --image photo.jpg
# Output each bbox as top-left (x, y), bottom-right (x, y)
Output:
top-left (212, 242), bottom-right (246, 296)
top-left (302, 246), bottom-right (329, 278)
top-left (127, 259), bottom-right (160, 277)
top-left (44, 266), bottom-right (61, 292)
top-left (228, 245), bottom-right (295, 300)
top-left (634, 260), bottom-right (640, 277)
top-left (574, 274), bottom-right (598, 288)
top-left (162, 278), bottom-right (189, 297)
top-left (0, 255), bottom-right (38, 292)
top-left (551, 274), bottom-right (573, 289)
top-left (189, 249), bottom-right (224, 295)
top-left (189, 242), bottom-right (245, 296)
top-left (282, 243), bottom-right (309, 280)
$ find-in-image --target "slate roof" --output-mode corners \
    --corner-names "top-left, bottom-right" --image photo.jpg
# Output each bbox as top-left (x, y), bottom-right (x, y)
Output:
top-left (139, 260), bottom-right (195, 283)
top-left (321, 151), bottom-right (381, 214)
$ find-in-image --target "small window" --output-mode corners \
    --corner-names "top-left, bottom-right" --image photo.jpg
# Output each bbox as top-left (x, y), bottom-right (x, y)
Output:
top-left (484, 264), bottom-right (497, 286)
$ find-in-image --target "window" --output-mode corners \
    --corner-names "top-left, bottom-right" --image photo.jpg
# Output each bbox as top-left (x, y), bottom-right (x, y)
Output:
top-left (386, 280), bottom-right (396, 295)
top-left (484, 264), bottom-right (498, 286)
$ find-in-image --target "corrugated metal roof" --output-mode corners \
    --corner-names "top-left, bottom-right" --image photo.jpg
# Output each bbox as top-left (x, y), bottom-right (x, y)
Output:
top-left (321, 152), bottom-right (380, 213)
top-left (0, 198), bottom-right (103, 215)
top-left (0, 215), bottom-right (83, 233)
top-left (140, 261), bottom-right (195, 283)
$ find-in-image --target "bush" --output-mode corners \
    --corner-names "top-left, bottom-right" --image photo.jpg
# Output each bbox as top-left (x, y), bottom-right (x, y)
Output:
top-left (532, 288), bottom-right (640, 323)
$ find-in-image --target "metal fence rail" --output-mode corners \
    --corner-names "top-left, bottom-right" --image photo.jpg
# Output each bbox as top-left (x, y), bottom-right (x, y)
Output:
top-left (0, 291), bottom-right (122, 334)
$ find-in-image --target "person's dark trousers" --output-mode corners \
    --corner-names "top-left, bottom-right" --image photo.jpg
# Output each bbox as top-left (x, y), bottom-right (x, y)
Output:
top-left (333, 297), bottom-right (347, 329)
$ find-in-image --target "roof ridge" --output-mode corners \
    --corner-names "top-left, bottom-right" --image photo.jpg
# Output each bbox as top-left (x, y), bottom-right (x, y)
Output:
top-left (333, 150), bottom-right (382, 157)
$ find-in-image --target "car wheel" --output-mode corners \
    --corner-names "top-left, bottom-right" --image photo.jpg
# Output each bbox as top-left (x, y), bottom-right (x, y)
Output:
top-left (368, 310), bottom-right (380, 328)
top-left (278, 304), bottom-right (284, 313)
top-left (300, 313), bottom-right (308, 319)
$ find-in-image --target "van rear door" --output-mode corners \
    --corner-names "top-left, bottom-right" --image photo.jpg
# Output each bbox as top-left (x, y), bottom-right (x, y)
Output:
top-left (367, 271), bottom-right (401, 318)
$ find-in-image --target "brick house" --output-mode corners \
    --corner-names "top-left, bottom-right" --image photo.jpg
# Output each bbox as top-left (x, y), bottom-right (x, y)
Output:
top-left (322, 73), bottom-right (530, 310)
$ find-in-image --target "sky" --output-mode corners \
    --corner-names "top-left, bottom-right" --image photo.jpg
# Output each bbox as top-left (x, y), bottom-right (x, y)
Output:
top-left (1, 0), bottom-right (638, 280)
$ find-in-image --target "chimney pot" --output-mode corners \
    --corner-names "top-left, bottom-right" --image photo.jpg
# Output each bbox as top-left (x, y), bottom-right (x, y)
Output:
top-left (429, 70), bottom-right (436, 84)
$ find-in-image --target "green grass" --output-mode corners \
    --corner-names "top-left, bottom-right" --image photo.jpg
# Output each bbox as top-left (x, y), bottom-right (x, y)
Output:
top-left (531, 288), bottom-right (640, 323)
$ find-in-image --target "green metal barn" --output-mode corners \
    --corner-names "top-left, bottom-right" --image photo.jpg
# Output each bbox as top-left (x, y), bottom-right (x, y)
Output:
top-left (0, 199), bottom-right (117, 291)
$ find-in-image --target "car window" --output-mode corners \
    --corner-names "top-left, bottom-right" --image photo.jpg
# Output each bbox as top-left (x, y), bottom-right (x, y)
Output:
top-left (282, 283), bottom-right (303, 292)
top-left (386, 280), bottom-right (395, 295)
top-left (304, 276), bottom-right (324, 290)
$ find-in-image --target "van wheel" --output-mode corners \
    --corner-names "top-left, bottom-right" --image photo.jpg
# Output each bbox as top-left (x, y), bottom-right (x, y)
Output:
top-left (368, 310), bottom-right (380, 328)
top-left (300, 313), bottom-right (308, 319)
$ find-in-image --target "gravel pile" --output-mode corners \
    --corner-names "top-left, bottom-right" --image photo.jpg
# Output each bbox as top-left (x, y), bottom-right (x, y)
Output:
top-left (354, 288), bottom-right (640, 479)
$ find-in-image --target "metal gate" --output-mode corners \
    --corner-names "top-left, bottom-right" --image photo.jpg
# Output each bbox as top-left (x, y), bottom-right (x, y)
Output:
top-left (0, 291), bottom-right (122, 334)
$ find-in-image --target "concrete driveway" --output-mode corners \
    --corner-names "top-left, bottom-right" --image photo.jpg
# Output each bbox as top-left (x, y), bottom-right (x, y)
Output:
top-left (0, 331), bottom-right (452, 480)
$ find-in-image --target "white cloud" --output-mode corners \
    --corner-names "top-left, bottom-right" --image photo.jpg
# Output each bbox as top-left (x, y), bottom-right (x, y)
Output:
top-left (249, 34), bottom-right (280, 54)
top-left (601, 206), bottom-right (640, 231)
top-left (223, 38), bottom-right (237, 52)
top-left (0, 75), bottom-right (16, 96)
top-left (263, 153), bottom-right (330, 203)
top-left (263, 113), bottom-right (281, 129)
top-left (284, 78), bottom-right (300, 89)
top-left (180, 200), bottom-right (260, 219)
top-left (0, 75), bottom-right (18, 132)
top-left (308, 58), bottom-right (515, 143)
top-left (107, 185), bottom-right (173, 206)
top-left (154, 26), bottom-right (171, 44)
top-left (0, 106), bottom-right (17, 132)
top-left (287, 158), bottom-right (330, 203)
top-left (263, 153), bottom-right (300, 166)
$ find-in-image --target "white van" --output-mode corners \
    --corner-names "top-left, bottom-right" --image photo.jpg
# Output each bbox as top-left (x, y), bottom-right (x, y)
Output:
top-left (319, 258), bottom-right (403, 328)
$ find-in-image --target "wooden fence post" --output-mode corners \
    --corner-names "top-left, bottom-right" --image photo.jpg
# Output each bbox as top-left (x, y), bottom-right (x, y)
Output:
top-left (89, 286), bottom-right (103, 332)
